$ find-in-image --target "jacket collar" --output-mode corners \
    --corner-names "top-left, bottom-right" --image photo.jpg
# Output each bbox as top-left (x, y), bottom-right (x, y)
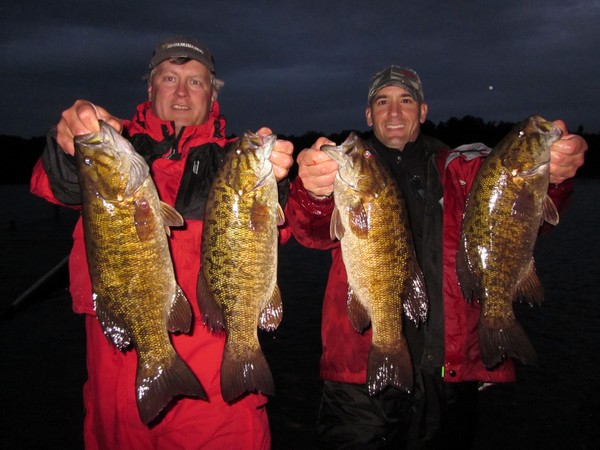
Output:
top-left (127, 100), bottom-right (228, 148)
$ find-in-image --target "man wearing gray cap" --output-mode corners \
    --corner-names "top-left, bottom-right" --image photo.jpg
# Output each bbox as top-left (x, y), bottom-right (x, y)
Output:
top-left (284, 65), bottom-right (587, 448)
top-left (31, 35), bottom-right (294, 449)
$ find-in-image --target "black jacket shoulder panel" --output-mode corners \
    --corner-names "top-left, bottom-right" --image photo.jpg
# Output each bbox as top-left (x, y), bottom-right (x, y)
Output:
top-left (40, 128), bottom-right (81, 205)
top-left (174, 142), bottom-right (227, 220)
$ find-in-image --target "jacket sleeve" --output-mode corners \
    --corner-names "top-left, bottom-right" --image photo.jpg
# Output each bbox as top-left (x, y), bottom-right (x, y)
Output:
top-left (547, 178), bottom-right (574, 214)
top-left (284, 177), bottom-right (338, 250)
top-left (30, 127), bottom-right (81, 206)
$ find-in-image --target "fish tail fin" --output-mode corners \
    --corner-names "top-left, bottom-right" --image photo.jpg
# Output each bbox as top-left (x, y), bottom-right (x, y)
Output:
top-left (220, 345), bottom-right (274, 403)
top-left (367, 340), bottom-right (413, 396)
top-left (136, 353), bottom-right (207, 426)
top-left (479, 318), bottom-right (538, 369)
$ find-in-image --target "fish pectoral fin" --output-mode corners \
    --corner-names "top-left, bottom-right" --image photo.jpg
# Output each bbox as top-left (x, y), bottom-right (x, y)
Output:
top-left (259, 284), bottom-right (283, 331)
top-left (346, 288), bottom-right (370, 332)
top-left (95, 301), bottom-right (132, 350)
top-left (160, 201), bottom-right (185, 228)
top-left (330, 207), bottom-right (345, 240)
top-left (542, 194), bottom-right (559, 226)
top-left (349, 202), bottom-right (369, 238)
top-left (167, 285), bottom-right (193, 334)
top-left (514, 258), bottom-right (543, 306)
top-left (133, 197), bottom-right (156, 241)
top-left (196, 269), bottom-right (225, 333)
top-left (249, 200), bottom-right (273, 233)
top-left (276, 204), bottom-right (285, 226)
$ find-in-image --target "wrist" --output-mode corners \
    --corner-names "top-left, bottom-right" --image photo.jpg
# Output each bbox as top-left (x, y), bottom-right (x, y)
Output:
top-left (308, 191), bottom-right (333, 201)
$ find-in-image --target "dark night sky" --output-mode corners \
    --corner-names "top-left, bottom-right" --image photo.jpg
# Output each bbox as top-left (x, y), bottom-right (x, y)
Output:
top-left (2, 0), bottom-right (598, 139)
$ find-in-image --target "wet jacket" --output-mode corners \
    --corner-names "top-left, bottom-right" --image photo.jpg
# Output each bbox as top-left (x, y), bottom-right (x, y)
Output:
top-left (284, 133), bottom-right (574, 384)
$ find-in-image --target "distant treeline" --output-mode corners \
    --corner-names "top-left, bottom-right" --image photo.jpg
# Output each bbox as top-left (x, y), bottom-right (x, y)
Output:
top-left (281, 115), bottom-right (599, 180)
top-left (3, 115), bottom-right (598, 185)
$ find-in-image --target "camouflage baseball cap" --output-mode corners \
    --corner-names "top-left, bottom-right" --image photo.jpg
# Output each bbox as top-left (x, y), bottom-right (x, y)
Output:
top-left (367, 66), bottom-right (424, 103)
top-left (149, 35), bottom-right (215, 73)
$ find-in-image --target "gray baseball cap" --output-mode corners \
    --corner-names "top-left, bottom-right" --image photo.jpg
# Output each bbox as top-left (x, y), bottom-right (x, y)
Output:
top-left (367, 65), bottom-right (424, 103)
top-left (149, 36), bottom-right (215, 73)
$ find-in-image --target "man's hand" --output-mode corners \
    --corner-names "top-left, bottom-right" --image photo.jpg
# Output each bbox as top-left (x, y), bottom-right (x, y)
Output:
top-left (549, 120), bottom-right (587, 184)
top-left (296, 137), bottom-right (339, 198)
top-left (256, 127), bottom-right (294, 182)
top-left (56, 100), bottom-right (122, 155)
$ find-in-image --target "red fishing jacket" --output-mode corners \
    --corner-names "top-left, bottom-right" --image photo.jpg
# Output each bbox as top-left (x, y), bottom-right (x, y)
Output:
top-left (284, 134), bottom-right (574, 384)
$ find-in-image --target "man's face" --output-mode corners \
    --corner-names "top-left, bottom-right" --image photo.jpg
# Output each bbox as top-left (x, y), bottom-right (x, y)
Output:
top-left (148, 59), bottom-right (215, 133)
top-left (365, 85), bottom-right (428, 150)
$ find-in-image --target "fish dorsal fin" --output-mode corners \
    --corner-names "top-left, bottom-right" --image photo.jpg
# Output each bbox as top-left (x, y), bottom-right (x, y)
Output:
top-left (167, 285), bottom-right (193, 333)
top-left (346, 287), bottom-right (370, 332)
top-left (258, 284), bottom-right (283, 331)
top-left (330, 207), bottom-right (345, 240)
top-left (542, 195), bottom-right (559, 226)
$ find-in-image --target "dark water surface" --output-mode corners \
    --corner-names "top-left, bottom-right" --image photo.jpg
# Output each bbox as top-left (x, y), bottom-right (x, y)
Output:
top-left (1, 179), bottom-right (599, 449)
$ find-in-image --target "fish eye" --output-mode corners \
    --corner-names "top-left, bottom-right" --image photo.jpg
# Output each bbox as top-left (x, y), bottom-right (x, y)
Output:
top-left (84, 157), bottom-right (93, 166)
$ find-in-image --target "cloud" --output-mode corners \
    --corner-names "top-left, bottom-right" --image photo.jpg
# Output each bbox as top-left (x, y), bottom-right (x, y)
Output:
top-left (2, 0), bottom-right (598, 138)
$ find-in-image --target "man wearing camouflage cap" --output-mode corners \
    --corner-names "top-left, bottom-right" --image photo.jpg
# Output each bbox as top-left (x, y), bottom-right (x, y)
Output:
top-left (284, 65), bottom-right (587, 448)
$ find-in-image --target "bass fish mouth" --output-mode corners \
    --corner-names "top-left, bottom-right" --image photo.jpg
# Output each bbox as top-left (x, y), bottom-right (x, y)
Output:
top-left (321, 142), bottom-right (356, 189)
top-left (74, 120), bottom-right (119, 148)
top-left (530, 115), bottom-right (562, 135)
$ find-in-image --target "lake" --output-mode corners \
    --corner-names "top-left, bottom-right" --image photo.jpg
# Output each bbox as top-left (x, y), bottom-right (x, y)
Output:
top-left (1, 178), bottom-right (599, 449)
